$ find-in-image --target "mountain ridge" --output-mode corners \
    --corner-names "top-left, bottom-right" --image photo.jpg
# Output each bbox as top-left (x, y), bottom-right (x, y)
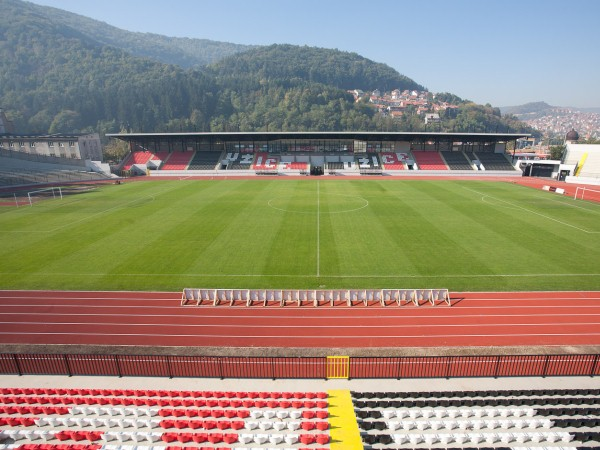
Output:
top-left (0, 0), bottom-right (535, 137)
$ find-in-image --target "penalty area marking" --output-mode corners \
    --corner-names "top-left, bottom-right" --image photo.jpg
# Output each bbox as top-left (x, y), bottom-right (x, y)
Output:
top-left (464, 186), bottom-right (600, 234)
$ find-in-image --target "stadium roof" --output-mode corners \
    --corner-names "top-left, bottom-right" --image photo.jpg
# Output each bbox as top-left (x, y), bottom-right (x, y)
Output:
top-left (108, 131), bottom-right (529, 143)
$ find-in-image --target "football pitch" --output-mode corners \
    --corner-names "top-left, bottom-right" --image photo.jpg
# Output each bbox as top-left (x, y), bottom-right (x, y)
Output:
top-left (0, 179), bottom-right (599, 292)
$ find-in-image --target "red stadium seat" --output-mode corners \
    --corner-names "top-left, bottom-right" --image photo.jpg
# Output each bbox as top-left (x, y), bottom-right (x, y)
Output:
top-left (316, 434), bottom-right (330, 444)
top-left (159, 408), bottom-right (172, 417)
top-left (161, 432), bottom-right (177, 443)
top-left (177, 433), bottom-right (193, 443)
top-left (302, 410), bottom-right (316, 419)
top-left (217, 420), bottom-right (230, 430)
top-left (189, 419), bottom-right (203, 429)
top-left (223, 433), bottom-right (238, 444)
top-left (160, 420), bottom-right (175, 429)
top-left (229, 399), bottom-right (242, 408)
top-left (207, 433), bottom-right (223, 444)
top-left (316, 421), bottom-right (329, 430)
top-left (316, 410), bottom-right (329, 419)
top-left (174, 420), bottom-right (189, 429)
top-left (300, 434), bottom-right (315, 444)
top-left (210, 410), bottom-right (223, 418)
top-left (69, 431), bottom-right (86, 441)
top-left (301, 421), bottom-right (316, 430)
top-left (202, 420), bottom-right (216, 429)
top-left (85, 431), bottom-right (103, 441)
top-left (192, 433), bottom-right (208, 443)
top-left (55, 431), bottom-right (71, 441)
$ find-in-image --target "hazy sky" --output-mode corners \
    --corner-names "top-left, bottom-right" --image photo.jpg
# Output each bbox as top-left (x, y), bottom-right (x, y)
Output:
top-left (29, 0), bottom-right (600, 108)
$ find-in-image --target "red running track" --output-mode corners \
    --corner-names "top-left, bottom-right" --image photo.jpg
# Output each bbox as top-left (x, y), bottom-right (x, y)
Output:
top-left (1, 290), bottom-right (600, 349)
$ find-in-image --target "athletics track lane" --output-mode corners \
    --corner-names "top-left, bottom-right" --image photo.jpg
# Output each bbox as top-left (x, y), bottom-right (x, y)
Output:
top-left (0, 290), bottom-right (599, 349)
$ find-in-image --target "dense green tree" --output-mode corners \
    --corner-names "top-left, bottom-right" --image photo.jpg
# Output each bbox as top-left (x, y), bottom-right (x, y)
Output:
top-left (549, 145), bottom-right (566, 160)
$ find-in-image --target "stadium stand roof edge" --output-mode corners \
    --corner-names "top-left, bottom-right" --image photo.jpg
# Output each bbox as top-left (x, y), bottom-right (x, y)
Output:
top-left (107, 131), bottom-right (530, 143)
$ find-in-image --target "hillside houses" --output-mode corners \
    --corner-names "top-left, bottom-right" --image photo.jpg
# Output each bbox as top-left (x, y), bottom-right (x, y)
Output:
top-left (350, 89), bottom-right (459, 120)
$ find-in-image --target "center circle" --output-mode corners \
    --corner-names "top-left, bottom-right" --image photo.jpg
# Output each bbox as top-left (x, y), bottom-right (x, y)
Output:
top-left (268, 194), bottom-right (369, 214)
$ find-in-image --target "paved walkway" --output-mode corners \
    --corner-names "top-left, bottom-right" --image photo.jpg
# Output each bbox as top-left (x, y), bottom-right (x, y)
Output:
top-left (2, 374), bottom-right (599, 392)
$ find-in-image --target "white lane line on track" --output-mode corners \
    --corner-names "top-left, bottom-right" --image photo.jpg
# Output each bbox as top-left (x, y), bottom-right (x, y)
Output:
top-left (3, 303), bottom-right (600, 312)
top-left (1, 331), bottom-right (600, 339)
top-left (3, 311), bottom-right (600, 319)
top-left (3, 321), bottom-right (600, 329)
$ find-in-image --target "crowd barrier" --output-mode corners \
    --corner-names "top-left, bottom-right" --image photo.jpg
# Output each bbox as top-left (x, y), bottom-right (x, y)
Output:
top-left (1, 353), bottom-right (598, 379)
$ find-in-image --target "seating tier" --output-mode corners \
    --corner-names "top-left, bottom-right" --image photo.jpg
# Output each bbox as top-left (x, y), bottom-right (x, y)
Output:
top-left (187, 151), bottom-right (222, 170)
top-left (412, 151), bottom-right (448, 170)
top-left (160, 151), bottom-right (194, 170)
top-left (0, 388), bottom-right (329, 449)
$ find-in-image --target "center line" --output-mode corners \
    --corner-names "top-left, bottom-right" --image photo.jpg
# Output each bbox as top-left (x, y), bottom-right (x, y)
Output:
top-left (317, 180), bottom-right (320, 277)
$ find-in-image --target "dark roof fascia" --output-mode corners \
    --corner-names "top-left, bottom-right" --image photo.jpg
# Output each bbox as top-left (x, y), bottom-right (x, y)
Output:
top-left (107, 131), bottom-right (530, 142)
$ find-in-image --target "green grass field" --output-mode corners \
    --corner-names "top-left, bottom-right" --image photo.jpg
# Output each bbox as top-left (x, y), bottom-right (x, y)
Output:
top-left (0, 179), bottom-right (599, 292)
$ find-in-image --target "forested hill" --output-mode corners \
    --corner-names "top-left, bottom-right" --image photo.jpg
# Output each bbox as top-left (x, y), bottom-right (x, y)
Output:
top-left (6, 0), bottom-right (251, 68)
top-left (208, 45), bottom-right (424, 92)
top-left (0, 0), bottom-right (536, 137)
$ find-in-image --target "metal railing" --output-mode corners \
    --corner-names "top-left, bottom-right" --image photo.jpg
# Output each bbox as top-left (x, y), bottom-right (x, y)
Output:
top-left (1, 353), bottom-right (597, 379)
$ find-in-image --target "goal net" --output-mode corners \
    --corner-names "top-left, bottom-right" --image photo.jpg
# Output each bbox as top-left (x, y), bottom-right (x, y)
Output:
top-left (574, 186), bottom-right (600, 203)
top-left (27, 187), bottom-right (63, 206)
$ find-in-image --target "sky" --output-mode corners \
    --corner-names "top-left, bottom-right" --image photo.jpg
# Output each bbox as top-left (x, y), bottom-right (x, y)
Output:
top-left (28, 0), bottom-right (600, 108)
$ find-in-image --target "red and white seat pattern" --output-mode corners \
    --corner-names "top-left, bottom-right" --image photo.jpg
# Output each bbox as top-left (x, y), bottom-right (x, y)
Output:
top-left (253, 153), bottom-right (279, 171)
top-left (0, 387), bottom-right (330, 449)
top-left (121, 151), bottom-right (156, 171)
top-left (380, 153), bottom-right (406, 170)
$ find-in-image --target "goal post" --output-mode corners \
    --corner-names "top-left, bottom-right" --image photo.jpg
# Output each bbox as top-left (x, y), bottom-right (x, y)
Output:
top-left (574, 186), bottom-right (600, 202)
top-left (27, 187), bottom-right (63, 206)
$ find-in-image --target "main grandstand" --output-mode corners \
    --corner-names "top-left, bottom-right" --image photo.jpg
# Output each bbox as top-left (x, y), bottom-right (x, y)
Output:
top-left (1, 130), bottom-right (600, 450)
top-left (108, 131), bottom-right (529, 176)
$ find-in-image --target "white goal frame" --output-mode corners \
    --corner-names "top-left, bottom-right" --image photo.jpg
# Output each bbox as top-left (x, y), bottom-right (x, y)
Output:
top-left (27, 186), bottom-right (63, 206)
top-left (574, 186), bottom-right (600, 201)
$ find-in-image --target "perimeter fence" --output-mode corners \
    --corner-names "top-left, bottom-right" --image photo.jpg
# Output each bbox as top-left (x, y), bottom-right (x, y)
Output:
top-left (1, 353), bottom-right (598, 379)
